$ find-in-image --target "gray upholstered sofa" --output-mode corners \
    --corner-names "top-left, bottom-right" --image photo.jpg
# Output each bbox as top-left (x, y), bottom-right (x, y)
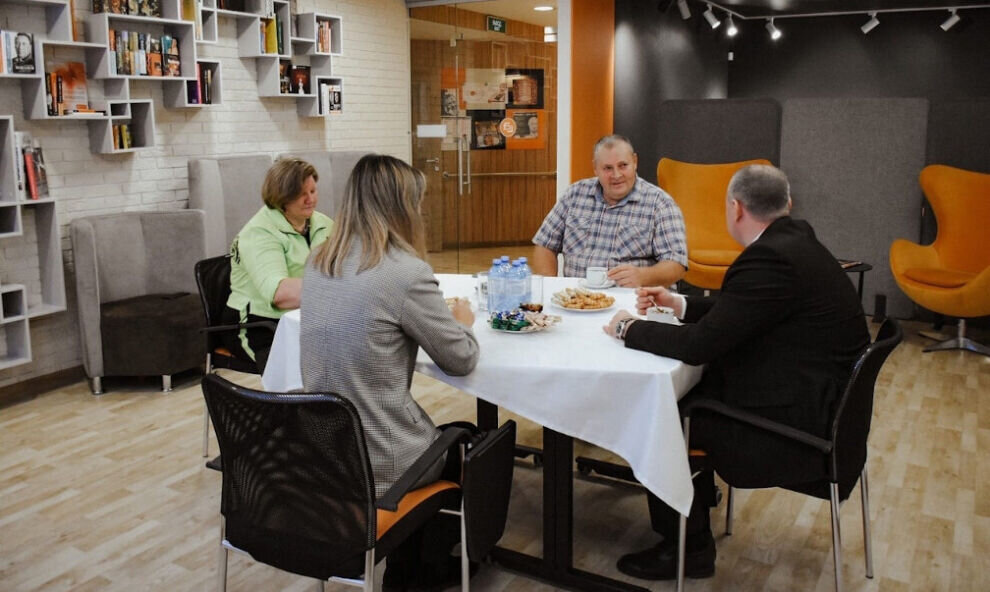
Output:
top-left (70, 210), bottom-right (207, 394)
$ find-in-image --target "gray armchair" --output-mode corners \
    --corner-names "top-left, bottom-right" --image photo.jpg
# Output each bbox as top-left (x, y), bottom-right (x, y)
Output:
top-left (187, 153), bottom-right (274, 256)
top-left (70, 210), bottom-right (207, 394)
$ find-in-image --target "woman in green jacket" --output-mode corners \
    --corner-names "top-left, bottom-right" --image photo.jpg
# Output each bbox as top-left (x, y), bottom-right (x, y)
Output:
top-left (223, 157), bottom-right (333, 372)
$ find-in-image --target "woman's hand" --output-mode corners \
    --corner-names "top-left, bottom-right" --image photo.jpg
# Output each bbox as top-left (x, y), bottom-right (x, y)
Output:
top-left (451, 298), bottom-right (475, 327)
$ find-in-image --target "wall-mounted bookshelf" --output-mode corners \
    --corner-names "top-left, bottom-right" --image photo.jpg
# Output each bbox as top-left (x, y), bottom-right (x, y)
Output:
top-left (0, 116), bottom-right (67, 370)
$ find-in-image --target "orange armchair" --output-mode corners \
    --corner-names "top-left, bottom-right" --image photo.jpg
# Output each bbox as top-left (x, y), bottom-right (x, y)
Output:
top-left (657, 158), bottom-right (772, 290)
top-left (890, 165), bottom-right (990, 355)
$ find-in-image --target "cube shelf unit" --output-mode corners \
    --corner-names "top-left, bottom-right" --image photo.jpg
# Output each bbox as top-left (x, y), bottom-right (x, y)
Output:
top-left (163, 59), bottom-right (223, 107)
top-left (0, 116), bottom-right (68, 370)
top-left (217, 3), bottom-right (343, 117)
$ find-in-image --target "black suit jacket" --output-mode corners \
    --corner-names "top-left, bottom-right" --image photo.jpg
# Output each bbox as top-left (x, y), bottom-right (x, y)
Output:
top-left (624, 216), bottom-right (869, 489)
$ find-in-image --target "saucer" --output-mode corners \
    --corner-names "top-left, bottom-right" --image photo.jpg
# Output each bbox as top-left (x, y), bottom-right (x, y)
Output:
top-left (579, 278), bottom-right (616, 289)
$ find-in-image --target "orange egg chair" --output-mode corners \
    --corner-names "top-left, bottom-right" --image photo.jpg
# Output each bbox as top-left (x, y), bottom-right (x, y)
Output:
top-left (890, 165), bottom-right (990, 355)
top-left (657, 158), bottom-right (773, 290)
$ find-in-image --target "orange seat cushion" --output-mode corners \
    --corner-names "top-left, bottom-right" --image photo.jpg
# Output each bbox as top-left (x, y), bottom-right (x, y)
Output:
top-left (903, 267), bottom-right (975, 288)
top-left (376, 480), bottom-right (459, 539)
top-left (214, 347), bottom-right (235, 357)
top-left (690, 249), bottom-right (740, 267)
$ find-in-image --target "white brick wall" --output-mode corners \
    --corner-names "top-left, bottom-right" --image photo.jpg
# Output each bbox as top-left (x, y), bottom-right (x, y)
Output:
top-left (0, 0), bottom-right (412, 389)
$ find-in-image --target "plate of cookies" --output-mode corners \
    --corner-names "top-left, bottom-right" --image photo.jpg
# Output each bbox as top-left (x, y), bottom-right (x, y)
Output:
top-left (550, 287), bottom-right (616, 312)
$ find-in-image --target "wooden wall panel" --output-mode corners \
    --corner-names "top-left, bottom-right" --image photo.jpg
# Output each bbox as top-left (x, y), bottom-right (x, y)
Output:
top-left (571, 0), bottom-right (615, 181)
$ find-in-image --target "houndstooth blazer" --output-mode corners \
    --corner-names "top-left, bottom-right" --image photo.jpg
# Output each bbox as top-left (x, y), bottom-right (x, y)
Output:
top-left (300, 245), bottom-right (479, 498)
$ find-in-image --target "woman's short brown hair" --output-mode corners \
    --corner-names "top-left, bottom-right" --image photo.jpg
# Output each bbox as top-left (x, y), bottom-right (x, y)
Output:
top-left (262, 157), bottom-right (319, 210)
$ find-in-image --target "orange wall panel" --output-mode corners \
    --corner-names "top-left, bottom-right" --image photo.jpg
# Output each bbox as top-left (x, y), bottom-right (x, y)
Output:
top-left (570, 0), bottom-right (614, 182)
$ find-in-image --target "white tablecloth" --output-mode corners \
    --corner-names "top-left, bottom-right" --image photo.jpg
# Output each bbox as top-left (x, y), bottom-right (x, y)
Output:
top-left (262, 274), bottom-right (703, 515)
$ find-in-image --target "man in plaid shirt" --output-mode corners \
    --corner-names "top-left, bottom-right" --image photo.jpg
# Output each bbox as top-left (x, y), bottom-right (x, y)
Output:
top-left (531, 135), bottom-right (688, 287)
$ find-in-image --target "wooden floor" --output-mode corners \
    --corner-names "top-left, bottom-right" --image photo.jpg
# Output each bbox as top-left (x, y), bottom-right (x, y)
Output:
top-left (2, 319), bottom-right (988, 591)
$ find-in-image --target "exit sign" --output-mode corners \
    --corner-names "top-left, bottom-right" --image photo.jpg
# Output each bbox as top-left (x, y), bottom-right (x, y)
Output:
top-left (486, 15), bottom-right (506, 33)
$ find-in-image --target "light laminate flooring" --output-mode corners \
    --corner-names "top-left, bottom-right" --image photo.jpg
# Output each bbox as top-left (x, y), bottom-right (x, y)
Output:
top-left (1, 320), bottom-right (988, 591)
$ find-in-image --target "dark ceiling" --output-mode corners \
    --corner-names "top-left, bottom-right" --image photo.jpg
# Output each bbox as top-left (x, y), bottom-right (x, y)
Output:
top-left (703, 0), bottom-right (990, 18)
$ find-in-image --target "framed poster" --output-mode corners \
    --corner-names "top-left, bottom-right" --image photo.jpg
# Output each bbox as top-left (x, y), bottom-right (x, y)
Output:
top-left (462, 68), bottom-right (507, 110)
top-left (505, 109), bottom-right (546, 150)
top-left (506, 69), bottom-right (544, 109)
top-left (470, 110), bottom-right (506, 150)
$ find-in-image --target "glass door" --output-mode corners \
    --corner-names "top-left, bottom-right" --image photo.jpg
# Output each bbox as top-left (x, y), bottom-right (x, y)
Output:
top-left (410, 2), bottom-right (557, 275)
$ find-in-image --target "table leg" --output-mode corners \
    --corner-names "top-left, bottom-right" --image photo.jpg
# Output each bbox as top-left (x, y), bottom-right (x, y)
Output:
top-left (484, 423), bottom-right (650, 592)
top-left (857, 271), bottom-right (865, 302)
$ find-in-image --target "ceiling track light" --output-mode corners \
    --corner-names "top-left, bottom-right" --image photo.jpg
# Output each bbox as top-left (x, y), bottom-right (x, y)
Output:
top-left (703, 4), bottom-right (721, 29)
top-left (726, 14), bottom-right (738, 37)
top-left (941, 9), bottom-right (961, 31)
top-left (677, 0), bottom-right (691, 20)
top-left (861, 12), bottom-right (880, 34)
top-left (765, 18), bottom-right (782, 41)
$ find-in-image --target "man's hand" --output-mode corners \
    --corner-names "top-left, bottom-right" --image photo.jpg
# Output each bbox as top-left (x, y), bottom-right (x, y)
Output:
top-left (607, 264), bottom-right (645, 288)
top-left (603, 309), bottom-right (636, 338)
top-left (635, 286), bottom-right (681, 316)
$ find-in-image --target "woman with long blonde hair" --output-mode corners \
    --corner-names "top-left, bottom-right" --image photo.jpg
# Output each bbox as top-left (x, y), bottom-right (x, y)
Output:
top-left (301, 153), bottom-right (477, 494)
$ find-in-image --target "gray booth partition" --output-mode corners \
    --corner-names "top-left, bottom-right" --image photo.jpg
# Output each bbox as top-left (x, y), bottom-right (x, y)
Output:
top-left (641, 97), bottom-right (946, 319)
top-left (782, 98), bottom-right (929, 319)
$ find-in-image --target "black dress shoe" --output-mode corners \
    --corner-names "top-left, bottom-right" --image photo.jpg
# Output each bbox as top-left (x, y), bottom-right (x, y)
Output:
top-left (616, 533), bottom-right (716, 580)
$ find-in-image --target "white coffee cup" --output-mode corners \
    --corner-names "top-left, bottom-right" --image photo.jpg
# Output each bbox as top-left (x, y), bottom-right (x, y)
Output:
top-left (647, 306), bottom-right (679, 325)
top-left (586, 266), bottom-right (608, 287)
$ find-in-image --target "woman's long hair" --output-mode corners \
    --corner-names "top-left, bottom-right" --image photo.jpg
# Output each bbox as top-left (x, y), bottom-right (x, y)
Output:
top-left (311, 154), bottom-right (427, 276)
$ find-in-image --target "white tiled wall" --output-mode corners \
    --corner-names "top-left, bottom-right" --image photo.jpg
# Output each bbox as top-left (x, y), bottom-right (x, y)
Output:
top-left (0, 0), bottom-right (412, 389)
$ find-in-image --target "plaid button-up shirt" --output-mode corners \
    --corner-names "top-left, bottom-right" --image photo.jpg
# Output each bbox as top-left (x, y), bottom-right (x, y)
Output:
top-left (532, 176), bottom-right (688, 278)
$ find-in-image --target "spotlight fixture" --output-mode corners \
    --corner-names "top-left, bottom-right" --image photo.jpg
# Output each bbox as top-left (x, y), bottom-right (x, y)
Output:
top-left (765, 18), bottom-right (782, 41)
top-left (726, 14), bottom-right (738, 37)
top-left (533, 5), bottom-right (554, 12)
top-left (677, 0), bottom-right (691, 20)
top-left (940, 9), bottom-right (960, 31)
top-left (703, 4), bottom-right (721, 29)
top-left (861, 12), bottom-right (879, 34)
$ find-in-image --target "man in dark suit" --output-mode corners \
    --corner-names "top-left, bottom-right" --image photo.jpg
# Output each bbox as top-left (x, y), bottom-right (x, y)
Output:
top-left (604, 164), bottom-right (869, 580)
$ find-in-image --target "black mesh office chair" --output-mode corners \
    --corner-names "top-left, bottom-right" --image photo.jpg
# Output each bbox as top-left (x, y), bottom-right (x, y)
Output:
top-left (202, 374), bottom-right (515, 591)
top-left (676, 319), bottom-right (902, 592)
top-left (194, 255), bottom-right (276, 465)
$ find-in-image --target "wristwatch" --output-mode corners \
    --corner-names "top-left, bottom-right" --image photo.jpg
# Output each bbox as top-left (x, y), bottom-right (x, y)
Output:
top-left (614, 317), bottom-right (634, 340)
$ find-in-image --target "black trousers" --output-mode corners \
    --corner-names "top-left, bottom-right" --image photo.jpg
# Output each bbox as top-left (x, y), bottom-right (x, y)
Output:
top-left (646, 390), bottom-right (719, 545)
top-left (220, 306), bottom-right (275, 374)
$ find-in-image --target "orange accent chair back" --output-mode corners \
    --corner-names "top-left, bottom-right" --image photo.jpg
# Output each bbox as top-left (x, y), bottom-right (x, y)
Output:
top-left (890, 165), bottom-right (990, 319)
top-left (657, 158), bottom-right (773, 290)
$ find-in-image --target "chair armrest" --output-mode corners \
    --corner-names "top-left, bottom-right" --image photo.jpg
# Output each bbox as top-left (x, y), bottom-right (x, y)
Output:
top-left (376, 426), bottom-right (471, 512)
top-left (201, 320), bottom-right (277, 335)
top-left (684, 399), bottom-right (832, 453)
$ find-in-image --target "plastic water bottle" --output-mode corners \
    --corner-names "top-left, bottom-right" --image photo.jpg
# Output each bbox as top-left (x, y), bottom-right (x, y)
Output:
top-left (505, 261), bottom-right (525, 310)
top-left (497, 256), bottom-right (513, 310)
top-left (517, 257), bottom-right (532, 304)
top-left (487, 258), bottom-right (503, 312)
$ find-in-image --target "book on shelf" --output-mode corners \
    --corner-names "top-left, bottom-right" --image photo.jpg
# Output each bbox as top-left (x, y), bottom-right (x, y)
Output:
top-left (47, 61), bottom-right (90, 115)
top-left (162, 34), bottom-right (181, 77)
top-left (181, 0), bottom-right (202, 40)
top-left (148, 37), bottom-right (163, 76)
top-left (290, 65), bottom-right (310, 94)
top-left (279, 59), bottom-right (291, 94)
top-left (317, 19), bottom-right (332, 53)
top-left (11, 132), bottom-right (48, 200)
top-left (2, 31), bottom-right (37, 74)
top-left (112, 124), bottom-right (133, 150)
top-left (139, 0), bottom-right (162, 18)
top-left (275, 10), bottom-right (284, 55)
top-left (203, 67), bottom-right (212, 104)
top-left (187, 63), bottom-right (202, 104)
top-left (31, 139), bottom-right (49, 198)
top-left (320, 81), bottom-right (342, 114)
